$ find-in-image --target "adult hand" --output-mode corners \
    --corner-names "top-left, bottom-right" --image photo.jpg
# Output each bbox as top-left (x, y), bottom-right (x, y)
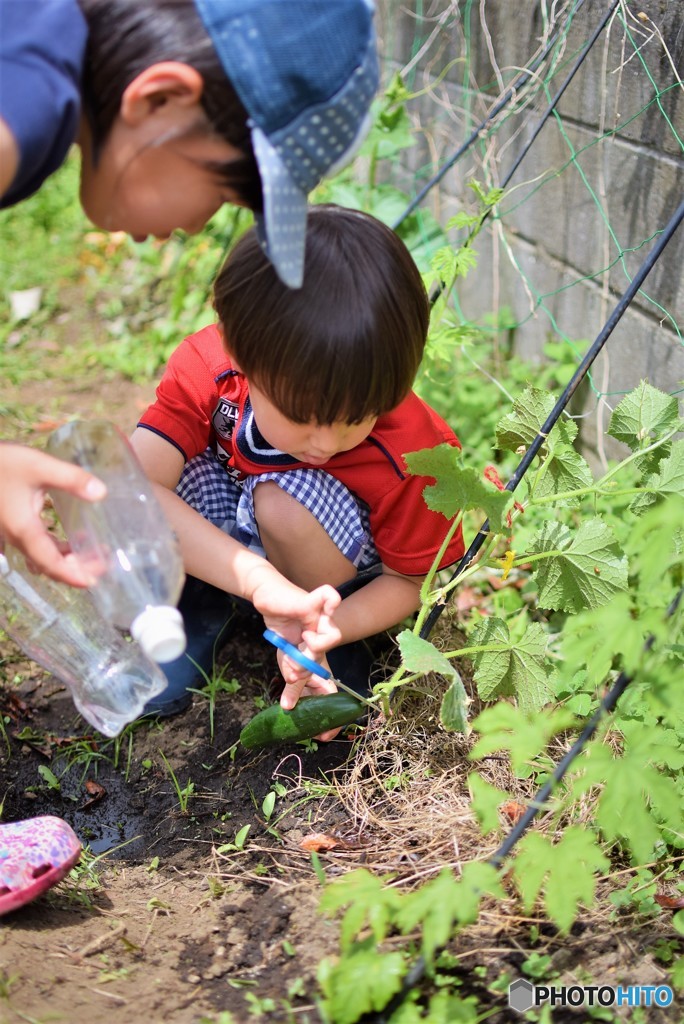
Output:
top-left (0, 443), bottom-right (106, 586)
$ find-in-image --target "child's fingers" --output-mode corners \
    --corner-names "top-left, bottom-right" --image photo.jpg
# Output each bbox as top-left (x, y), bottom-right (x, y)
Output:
top-left (278, 655), bottom-right (335, 711)
top-left (301, 620), bottom-right (342, 654)
top-left (313, 726), bottom-right (342, 742)
top-left (301, 675), bottom-right (337, 698)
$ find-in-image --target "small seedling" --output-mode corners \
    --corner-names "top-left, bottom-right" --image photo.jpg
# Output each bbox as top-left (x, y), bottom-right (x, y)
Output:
top-left (215, 824), bottom-right (251, 854)
top-left (262, 790), bottom-right (276, 821)
top-left (297, 737), bottom-right (319, 753)
top-left (110, 718), bottom-right (151, 779)
top-left (146, 897), bottom-right (171, 912)
top-left (521, 952), bottom-right (556, 981)
top-left (0, 713), bottom-right (10, 758)
top-left (158, 749), bottom-right (195, 814)
top-left (186, 636), bottom-right (240, 741)
top-left (207, 876), bottom-right (226, 899)
top-left (0, 971), bottom-right (18, 1000)
top-left (37, 764), bottom-right (61, 792)
top-left (245, 991), bottom-right (277, 1017)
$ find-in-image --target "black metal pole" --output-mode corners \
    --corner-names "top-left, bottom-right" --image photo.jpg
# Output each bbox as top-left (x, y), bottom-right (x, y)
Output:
top-left (419, 194), bottom-right (684, 641)
top-left (391, 0), bottom-right (588, 230)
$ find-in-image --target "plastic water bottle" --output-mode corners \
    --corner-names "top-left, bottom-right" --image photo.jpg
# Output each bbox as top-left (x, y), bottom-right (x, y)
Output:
top-left (46, 419), bottom-right (186, 663)
top-left (0, 548), bottom-right (167, 736)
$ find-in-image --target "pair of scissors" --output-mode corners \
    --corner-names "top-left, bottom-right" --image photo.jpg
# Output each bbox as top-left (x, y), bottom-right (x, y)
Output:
top-left (263, 628), bottom-right (333, 679)
top-left (263, 629), bottom-right (372, 705)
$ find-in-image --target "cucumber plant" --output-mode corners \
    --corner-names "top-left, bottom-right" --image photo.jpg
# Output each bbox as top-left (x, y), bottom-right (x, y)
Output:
top-left (314, 377), bottom-right (683, 1023)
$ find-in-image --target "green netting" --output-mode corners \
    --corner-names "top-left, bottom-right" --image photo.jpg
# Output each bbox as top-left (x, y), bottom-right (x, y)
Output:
top-left (374, 0), bottom-right (683, 412)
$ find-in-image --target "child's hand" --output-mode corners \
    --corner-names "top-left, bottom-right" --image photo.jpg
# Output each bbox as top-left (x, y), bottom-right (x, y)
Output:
top-left (276, 649), bottom-right (342, 742)
top-left (249, 568), bottom-right (341, 647)
top-left (300, 611), bottom-right (343, 659)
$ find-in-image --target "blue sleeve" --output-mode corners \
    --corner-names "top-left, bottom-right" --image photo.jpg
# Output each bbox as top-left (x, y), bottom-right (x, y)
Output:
top-left (0, 0), bottom-right (87, 206)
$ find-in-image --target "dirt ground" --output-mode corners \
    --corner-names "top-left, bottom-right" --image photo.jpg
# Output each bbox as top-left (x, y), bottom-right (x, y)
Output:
top-left (1, 325), bottom-right (682, 1024)
top-left (0, 614), bottom-right (368, 1024)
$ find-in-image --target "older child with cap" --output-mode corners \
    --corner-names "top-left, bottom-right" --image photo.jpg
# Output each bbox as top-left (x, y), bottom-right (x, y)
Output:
top-left (1, 0), bottom-right (377, 586)
top-left (132, 205), bottom-right (465, 715)
top-left (0, 0), bottom-right (377, 916)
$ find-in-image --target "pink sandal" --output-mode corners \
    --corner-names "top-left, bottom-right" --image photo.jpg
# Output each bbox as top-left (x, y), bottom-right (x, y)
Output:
top-left (0, 816), bottom-right (81, 916)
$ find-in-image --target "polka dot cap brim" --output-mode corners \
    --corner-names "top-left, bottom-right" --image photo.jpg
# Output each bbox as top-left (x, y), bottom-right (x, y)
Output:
top-left (194, 0), bottom-right (379, 288)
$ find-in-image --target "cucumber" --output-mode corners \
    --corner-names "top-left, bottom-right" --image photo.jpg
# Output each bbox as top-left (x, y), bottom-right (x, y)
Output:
top-left (240, 692), bottom-right (366, 749)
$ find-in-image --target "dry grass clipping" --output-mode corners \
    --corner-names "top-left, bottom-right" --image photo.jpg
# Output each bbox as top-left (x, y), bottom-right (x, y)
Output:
top-left (329, 615), bottom-right (536, 886)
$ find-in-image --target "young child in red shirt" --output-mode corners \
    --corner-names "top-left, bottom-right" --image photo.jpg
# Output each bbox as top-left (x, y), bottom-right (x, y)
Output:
top-left (133, 205), bottom-right (465, 716)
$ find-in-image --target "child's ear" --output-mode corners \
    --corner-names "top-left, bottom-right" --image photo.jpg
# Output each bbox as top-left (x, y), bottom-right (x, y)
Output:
top-left (120, 63), bottom-right (204, 125)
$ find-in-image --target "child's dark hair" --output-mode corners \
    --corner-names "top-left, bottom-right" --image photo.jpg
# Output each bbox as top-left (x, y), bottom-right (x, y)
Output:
top-left (213, 205), bottom-right (430, 425)
top-left (76, 0), bottom-right (261, 209)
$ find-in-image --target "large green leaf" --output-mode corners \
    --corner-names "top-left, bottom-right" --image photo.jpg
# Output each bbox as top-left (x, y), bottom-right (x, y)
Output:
top-left (471, 703), bottom-right (576, 776)
top-left (533, 442), bottom-right (594, 506)
top-left (513, 827), bottom-right (609, 933)
top-left (469, 617), bottom-right (554, 711)
top-left (397, 629), bottom-right (459, 680)
top-left (468, 773), bottom-right (512, 835)
top-left (530, 518), bottom-right (628, 612)
top-left (440, 675), bottom-right (470, 733)
top-left (608, 380), bottom-right (681, 451)
top-left (404, 444), bottom-right (513, 530)
top-left (577, 733), bottom-right (684, 862)
top-left (397, 631), bottom-right (470, 731)
top-left (495, 386), bottom-right (577, 452)
top-left (630, 440), bottom-right (684, 515)
top-left (319, 943), bottom-right (405, 1024)
top-left (319, 869), bottom-right (400, 950)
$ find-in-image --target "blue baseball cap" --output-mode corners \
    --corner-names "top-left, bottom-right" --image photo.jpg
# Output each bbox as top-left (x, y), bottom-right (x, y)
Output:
top-left (194, 0), bottom-right (379, 288)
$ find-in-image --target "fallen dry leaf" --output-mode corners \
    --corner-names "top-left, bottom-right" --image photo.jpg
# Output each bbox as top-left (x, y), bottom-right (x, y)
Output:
top-left (81, 779), bottom-right (107, 809)
top-left (500, 801), bottom-right (527, 825)
top-left (30, 418), bottom-right (68, 433)
top-left (299, 832), bottom-right (358, 852)
top-left (455, 586), bottom-right (482, 614)
top-left (654, 893), bottom-right (684, 910)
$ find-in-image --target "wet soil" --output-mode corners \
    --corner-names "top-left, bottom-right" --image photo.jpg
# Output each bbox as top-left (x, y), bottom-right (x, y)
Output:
top-left (0, 613), bottom-right (364, 1024)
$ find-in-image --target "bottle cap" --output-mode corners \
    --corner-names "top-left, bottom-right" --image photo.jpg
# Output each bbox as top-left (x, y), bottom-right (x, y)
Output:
top-left (131, 605), bottom-right (186, 663)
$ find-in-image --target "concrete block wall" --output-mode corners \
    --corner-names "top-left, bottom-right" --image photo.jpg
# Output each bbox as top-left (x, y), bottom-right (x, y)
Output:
top-left (374, 0), bottom-right (684, 463)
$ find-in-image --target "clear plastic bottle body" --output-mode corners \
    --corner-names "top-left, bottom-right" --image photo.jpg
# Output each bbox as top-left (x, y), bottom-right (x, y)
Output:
top-left (0, 548), bottom-right (167, 736)
top-left (46, 420), bottom-right (186, 662)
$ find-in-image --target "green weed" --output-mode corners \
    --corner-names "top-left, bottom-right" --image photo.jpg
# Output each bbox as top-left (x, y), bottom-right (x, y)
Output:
top-left (158, 749), bottom-right (195, 814)
top-left (188, 653), bottom-right (241, 743)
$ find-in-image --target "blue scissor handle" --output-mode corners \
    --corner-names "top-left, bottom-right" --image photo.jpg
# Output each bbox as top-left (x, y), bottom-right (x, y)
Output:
top-left (263, 629), bottom-right (332, 680)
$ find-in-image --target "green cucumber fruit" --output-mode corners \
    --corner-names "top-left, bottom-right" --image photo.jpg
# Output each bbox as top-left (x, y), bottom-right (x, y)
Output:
top-left (240, 692), bottom-right (366, 749)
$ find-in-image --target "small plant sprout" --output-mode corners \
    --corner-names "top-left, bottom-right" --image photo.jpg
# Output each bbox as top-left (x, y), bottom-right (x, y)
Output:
top-left (262, 789), bottom-right (277, 822)
top-left (215, 824), bottom-right (251, 854)
top-left (37, 764), bottom-right (61, 792)
top-left (0, 712), bottom-right (10, 758)
top-left (158, 749), bottom-right (195, 814)
top-left (0, 970), bottom-right (18, 1001)
top-left (186, 635), bottom-right (239, 741)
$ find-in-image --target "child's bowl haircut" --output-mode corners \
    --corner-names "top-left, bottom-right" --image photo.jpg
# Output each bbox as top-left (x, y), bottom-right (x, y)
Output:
top-left (213, 205), bottom-right (430, 426)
